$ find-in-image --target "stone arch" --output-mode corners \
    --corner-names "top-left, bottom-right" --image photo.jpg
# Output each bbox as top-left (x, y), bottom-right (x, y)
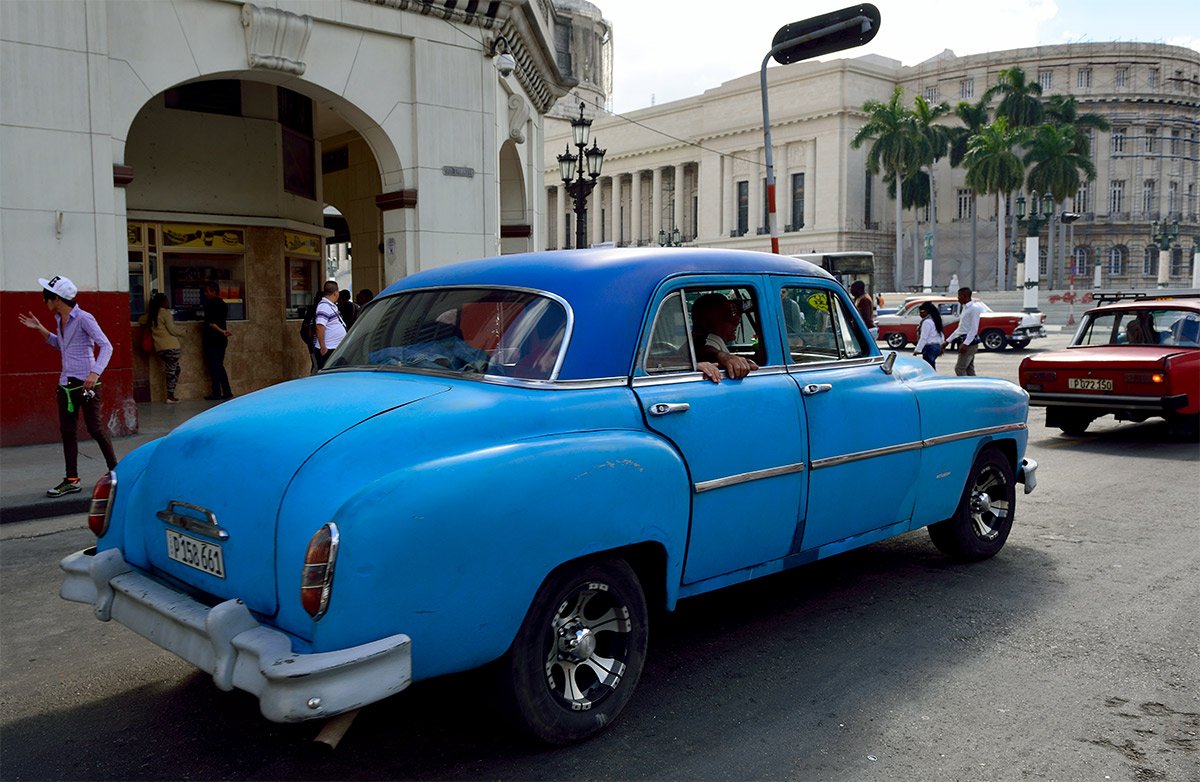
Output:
top-left (499, 139), bottom-right (529, 254)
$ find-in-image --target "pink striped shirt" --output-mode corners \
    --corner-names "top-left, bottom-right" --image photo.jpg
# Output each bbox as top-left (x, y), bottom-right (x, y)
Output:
top-left (46, 306), bottom-right (113, 385)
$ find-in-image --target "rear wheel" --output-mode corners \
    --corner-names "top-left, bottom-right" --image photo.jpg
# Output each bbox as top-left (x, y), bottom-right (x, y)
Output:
top-left (928, 448), bottom-right (1016, 561)
top-left (498, 558), bottom-right (648, 745)
top-left (1048, 408), bottom-right (1094, 435)
top-left (885, 332), bottom-right (907, 349)
top-left (980, 329), bottom-right (1006, 351)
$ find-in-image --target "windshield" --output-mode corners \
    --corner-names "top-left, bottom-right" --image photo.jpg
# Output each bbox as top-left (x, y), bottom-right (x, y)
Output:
top-left (1076, 308), bottom-right (1200, 347)
top-left (325, 288), bottom-right (568, 380)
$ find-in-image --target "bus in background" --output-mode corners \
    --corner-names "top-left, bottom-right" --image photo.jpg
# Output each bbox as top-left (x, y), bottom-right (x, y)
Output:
top-left (792, 251), bottom-right (875, 295)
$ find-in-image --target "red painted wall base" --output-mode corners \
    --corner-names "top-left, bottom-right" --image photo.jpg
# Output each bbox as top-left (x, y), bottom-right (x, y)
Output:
top-left (1, 291), bottom-right (138, 447)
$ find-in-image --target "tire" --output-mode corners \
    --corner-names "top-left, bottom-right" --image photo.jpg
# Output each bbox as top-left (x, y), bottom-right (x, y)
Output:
top-left (498, 558), bottom-right (648, 745)
top-left (928, 448), bottom-right (1016, 561)
top-left (980, 329), bottom-right (1006, 351)
top-left (1008, 338), bottom-right (1030, 351)
top-left (885, 332), bottom-right (907, 349)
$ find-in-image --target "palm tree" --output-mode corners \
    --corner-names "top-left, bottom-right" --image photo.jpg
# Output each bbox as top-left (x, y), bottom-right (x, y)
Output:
top-left (851, 87), bottom-right (920, 290)
top-left (963, 118), bottom-right (1026, 289)
top-left (984, 67), bottom-right (1044, 127)
top-left (909, 95), bottom-right (953, 288)
top-left (950, 99), bottom-right (990, 287)
top-left (1025, 123), bottom-right (1097, 288)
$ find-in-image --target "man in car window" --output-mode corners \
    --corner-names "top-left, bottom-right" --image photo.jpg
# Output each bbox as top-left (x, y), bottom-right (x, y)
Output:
top-left (946, 287), bottom-right (985, 376)
top-left (691, 293), bottom-right (758, 380)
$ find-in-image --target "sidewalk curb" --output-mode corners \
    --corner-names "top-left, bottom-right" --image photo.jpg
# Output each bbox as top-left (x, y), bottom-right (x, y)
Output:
top-left (1, 495), bottom-right (90, 524)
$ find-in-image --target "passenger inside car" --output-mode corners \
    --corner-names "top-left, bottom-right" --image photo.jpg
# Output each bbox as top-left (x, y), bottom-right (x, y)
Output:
top-left (690, 293), bottom-right (758, 379)
top-left (1124, 311), bottom-right (1157, 344)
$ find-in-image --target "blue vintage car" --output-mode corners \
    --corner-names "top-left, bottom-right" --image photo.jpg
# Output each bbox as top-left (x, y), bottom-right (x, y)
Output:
top-left (61, 248), bottom-right (1036, 744)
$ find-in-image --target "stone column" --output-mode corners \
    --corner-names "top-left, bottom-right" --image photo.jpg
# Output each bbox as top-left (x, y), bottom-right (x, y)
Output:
top-left (608, 176), bottom-right (620, 245)
top-left (555, 183), bottom-right (567, 249)
top-left (591, 178), bottom-right (605, 247)
top-left (651, 167), bottom-right (663, 242)
top-left (631, 171), bottom-right (643, 246)
top-left (674, 164), bottom-right (686, 238)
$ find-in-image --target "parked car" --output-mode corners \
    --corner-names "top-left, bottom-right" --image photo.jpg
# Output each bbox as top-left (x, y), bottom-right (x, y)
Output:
top-left (61, 248), bottom-right (1037, 745)
top-left (1019, 292), bottom-right (1200, 435)
top-left (876, 296), bottom-right (1047, 351)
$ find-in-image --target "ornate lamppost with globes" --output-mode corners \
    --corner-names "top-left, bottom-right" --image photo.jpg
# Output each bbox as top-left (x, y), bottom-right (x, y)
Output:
top-left (1151, 218), bottom-right (1179, 289)
top-left (1014, 191), bottom-right (1055, 313)
top-left (557, 102), bottom-right (606, 250)
top-left (657, 227), bottom-right (682, 247)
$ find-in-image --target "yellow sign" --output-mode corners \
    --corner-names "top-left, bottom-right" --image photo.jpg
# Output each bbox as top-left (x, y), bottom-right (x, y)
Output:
top-left (807, 292), bottom-right (830, 311)
top-left (127, 223), bottom-right (143, 248)
top-left (284, 232), bottom-right (321, 257)
top-left (161, 224), bottom-right (245, 250)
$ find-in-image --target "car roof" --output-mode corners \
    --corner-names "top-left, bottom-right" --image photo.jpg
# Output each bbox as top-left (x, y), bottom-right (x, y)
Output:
top-left (1087, 298), bottom-right (1200, 314)
top-left (380, 247), bottom-right (833, 380)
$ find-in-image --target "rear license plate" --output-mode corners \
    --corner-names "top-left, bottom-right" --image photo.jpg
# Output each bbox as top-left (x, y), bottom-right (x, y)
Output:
top-left (1067, 377), bottom-right (1113, 391)
top-left (165, 529), bottom-right (226, 578)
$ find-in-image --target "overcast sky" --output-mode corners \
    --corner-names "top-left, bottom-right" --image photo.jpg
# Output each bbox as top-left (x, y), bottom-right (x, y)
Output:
top-left (594, 0), bottom-right (1200, 114)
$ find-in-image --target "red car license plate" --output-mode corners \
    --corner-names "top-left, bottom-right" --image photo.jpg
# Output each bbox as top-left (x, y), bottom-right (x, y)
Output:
top-left (1067, 377), bottom-right (1113, 391)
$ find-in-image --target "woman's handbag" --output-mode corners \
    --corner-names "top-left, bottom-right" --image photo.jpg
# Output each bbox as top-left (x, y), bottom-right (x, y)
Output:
top-left (140, 325), bottom-right (155, 353)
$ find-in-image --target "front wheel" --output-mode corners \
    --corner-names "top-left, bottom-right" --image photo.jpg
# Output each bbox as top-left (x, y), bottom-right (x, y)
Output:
top-left (980, 329), bottom-right (1007, 351)
top-left (884, 332), bottom-right (907, 349)
top-left (1008, 338), bottom-right (1030, 351)
top-left (498, 558), bottom-right (648, 745)
top-left (928, 448), bottom-right (1016, 561)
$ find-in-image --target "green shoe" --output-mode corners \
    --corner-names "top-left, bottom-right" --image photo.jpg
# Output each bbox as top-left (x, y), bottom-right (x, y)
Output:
top-left (47, 478), bottom-right (82, 497)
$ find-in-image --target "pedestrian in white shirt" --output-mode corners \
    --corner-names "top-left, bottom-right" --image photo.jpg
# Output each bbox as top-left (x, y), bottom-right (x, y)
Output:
top-left (913, 301), bottom-right (945, 369)
top-left (946, 287), bottom-right (986, 376)
top-left (313, 280), bottom-right (347, 370)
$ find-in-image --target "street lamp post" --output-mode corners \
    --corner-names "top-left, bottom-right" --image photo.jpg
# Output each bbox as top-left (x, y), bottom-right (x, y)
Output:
top-left (657, 227), bottom-right (682, 247)
top-left (1151, 218), bottom-right (1179, 289)
top-left (1014, 191), bottom-right (1055, 313)
top-left (557, 102), bottom-right (606, 250)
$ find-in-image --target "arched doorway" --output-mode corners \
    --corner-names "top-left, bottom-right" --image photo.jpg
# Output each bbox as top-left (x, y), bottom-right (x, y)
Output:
top-left (122, 77), bottom-right (395, 401)
top-left (499, 140), bottom-right (530, 255)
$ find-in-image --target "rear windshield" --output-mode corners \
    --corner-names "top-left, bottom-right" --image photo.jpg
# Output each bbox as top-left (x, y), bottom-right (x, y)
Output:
top-left (1077, 308), bottom-right (1200, 347)
top-left (325, 288), bottom-right (568, 380)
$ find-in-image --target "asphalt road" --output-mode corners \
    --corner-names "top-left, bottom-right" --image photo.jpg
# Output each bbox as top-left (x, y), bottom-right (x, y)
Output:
top-left (2, 336), bottom-right (1197, 781)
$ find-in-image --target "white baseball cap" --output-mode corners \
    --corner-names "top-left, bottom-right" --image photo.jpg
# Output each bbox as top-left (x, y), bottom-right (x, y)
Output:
top-left (39, 275), bottom-right (78, 300)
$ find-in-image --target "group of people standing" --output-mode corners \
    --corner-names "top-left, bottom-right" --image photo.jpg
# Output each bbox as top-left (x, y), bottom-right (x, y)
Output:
top-left (137, 281), bottom-right (233, 402)
top-left (306, 284), bottom-right (372, 371)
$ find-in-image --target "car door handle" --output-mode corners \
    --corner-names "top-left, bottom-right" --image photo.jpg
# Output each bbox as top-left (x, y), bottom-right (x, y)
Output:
top-left (801, 383), bottom-right (832, 396)
top-left (649, 402), bottom-right (690, 416)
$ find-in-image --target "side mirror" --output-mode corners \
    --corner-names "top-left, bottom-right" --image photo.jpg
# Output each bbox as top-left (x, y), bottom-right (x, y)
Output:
top-left (881, 351), bottom-right (896, 375)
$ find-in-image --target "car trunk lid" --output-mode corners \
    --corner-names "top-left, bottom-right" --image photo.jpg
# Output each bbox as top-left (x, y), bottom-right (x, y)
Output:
top-left (127, 373), bottom-right (449, 617)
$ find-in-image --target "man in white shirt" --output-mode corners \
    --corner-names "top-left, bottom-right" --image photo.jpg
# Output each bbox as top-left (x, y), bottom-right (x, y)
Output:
top-left (313, 280), bottom-right (347, 369)
top-left (946, 287), bottom-right (986, 376)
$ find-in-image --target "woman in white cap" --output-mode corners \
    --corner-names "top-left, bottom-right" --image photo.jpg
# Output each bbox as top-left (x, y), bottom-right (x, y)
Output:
top-left (18, 275), bottom-right (119, 497)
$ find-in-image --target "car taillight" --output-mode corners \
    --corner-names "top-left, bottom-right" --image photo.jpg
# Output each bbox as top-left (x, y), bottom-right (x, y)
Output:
top-left (301, 522), bottom-right (339, 620)
top-left (88, 472), bottom-right (116, 536)
top-left (1126, 372), bottom-right (1164, 384)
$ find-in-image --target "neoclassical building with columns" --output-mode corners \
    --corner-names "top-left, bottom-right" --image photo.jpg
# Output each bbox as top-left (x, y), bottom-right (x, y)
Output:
top-left (546, 41), bottom-right (1199, 293)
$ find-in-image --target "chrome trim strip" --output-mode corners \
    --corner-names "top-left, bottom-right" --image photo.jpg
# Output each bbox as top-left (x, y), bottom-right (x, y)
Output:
top-left (632, 366), bottom-right (788, 387)
top-left (788, 355), bottom-right (884, 372)
top-left (922, 422), bottom-right (1027, 447)
top-left (809, 423), bottom-right (1029, 471)
top-left (810, 440), bottom-right (923, 470)
top-left (694, 461), bottom-right (806, 494)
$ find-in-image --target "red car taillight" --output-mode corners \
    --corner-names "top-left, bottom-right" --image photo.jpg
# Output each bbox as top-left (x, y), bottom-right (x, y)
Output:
top-left (1125, 372), bottom-right (1164, 384)
top-left (88, 472), bottom-right (116, 536)
top-left (301, 522), bottom-right (339, 620)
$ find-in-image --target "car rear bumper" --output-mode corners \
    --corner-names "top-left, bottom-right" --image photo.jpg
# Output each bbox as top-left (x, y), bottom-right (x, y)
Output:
top-left (1027, 391), bottom-right (1188, 412)
top-left (60, 546), bottom-right (412, 722)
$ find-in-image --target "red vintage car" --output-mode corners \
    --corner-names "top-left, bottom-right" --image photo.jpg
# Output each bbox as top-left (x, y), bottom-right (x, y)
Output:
top-left (1019, 293), bottom-right (1200, 435)
top-left (876, 296), bottom-right (1047, 351)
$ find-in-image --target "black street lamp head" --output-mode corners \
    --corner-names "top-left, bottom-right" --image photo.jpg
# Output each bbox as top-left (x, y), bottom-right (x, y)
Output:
top-left (1015, 194), bottom-right (1026, 220)
top-left (570, 101), bottom-right (592, 149)
top-left (1041, 192), bottom-right (1055, 216)
top-left (672, 226), bottom-right (682, 245)
top-left (585, 139), bottom-right (606, 178)
top-left (558, 146), bottom-right (578, 184)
